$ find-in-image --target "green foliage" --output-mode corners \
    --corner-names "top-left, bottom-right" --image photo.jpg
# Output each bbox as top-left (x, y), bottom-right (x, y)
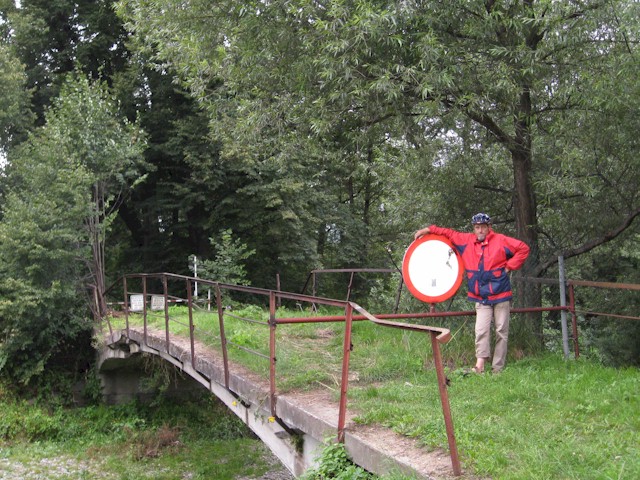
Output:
top-left (301, 441), bottom-right (374, 480)
top-left (0, 41), bottom-right (32, 151)
top-left (114, 0), bottom-right (639, 313)
top-left (0, 74), bottom-right (146, 383)
top-left (190, 229), bottom-right (255, 286)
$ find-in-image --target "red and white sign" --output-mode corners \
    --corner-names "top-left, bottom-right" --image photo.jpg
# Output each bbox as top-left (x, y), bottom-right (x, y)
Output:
top-left (402, 234), bottom-right (464, 303)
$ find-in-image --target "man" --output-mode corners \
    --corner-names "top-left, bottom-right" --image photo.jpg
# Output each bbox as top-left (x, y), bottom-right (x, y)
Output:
top-left (414, 213), bottom-right (530, 373)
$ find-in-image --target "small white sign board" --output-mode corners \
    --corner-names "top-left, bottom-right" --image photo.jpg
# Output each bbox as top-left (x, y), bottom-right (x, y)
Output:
top-left (151, 295), bottom-right (165, 311)
top-left (129, 294), bottom-right (145, 312)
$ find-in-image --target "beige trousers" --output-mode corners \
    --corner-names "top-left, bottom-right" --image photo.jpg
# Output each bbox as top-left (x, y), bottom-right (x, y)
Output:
top-left (475, 301), bottom-right (511, 372)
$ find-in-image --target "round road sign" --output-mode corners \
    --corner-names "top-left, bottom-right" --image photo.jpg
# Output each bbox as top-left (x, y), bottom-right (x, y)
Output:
top-left (402, 234), bottom-right (464, 303)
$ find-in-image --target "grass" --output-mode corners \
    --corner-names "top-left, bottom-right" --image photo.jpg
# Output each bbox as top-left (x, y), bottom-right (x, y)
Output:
top-left (0, 388), bottom-right (281, 480)
top-left (110, 304), bottom-right (640, 479)
top-left (350, 356), bottom-right (639, 479)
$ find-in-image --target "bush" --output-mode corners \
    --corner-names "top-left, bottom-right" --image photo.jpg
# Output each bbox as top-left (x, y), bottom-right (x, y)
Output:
top-left (301, 442), bottom-right (373, 480)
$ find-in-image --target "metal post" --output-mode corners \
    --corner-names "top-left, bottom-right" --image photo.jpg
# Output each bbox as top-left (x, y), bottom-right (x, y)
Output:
top-left (276, 273), bottom-right (281, 309)
top-left (162, 274), bottom-right (170, 353)
top-left (216, 284), bottom-right (230, 388)
top-left (186, 279), bottom-right (196, 369)
top-left (569, 284), bottom-right (580, 358)
top-left (558, 256), bottom-right (570, 358)
top-left (123, 276), bottom-right (129, 338)
top-left (269, 291), bottom-right (277, 417)
top-left (430, 331), bottom-right (462, 476)
top-left (346, 272), bottom-right (355, 302)
top-left (337, 303), bottom-right (354, 443)
top-left (193, 256), bottom-right (198, 298)
top-left (142, 276), bottom-right (148, 346)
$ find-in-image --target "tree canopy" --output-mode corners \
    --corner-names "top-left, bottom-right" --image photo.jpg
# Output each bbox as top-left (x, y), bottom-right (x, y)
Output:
top-left (0, 0), bottom-right (638, 378)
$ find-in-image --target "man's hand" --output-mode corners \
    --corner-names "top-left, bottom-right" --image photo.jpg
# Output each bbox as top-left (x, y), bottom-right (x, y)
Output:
top-left (414, 227), bottom-right (430, 240)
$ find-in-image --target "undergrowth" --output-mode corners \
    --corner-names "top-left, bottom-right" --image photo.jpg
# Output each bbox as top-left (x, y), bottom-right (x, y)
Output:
top-left (0, 381), bottom-right (278, 479)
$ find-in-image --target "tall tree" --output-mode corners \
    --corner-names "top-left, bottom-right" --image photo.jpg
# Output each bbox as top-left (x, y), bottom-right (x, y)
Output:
top-left (0, 75), bottom-right (145, 381)
top-left (4, 0), bottom-right (130, 125)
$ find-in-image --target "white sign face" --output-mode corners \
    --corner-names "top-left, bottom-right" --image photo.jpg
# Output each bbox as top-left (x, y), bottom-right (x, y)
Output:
top-left (129, 294), bottom-right (145, 312)
top-left (150, 295), bottom-right (165, 311)
top-left (402, 234), bottom-right (464, 303)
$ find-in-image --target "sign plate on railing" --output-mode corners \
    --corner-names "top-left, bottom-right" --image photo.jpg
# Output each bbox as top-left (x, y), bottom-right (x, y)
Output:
top-left (402, 234), bottom-right (464, 303)
top-left (151, 295), bottom-right (165, 311)
top-left (129, 294), bottom-right (144, 312)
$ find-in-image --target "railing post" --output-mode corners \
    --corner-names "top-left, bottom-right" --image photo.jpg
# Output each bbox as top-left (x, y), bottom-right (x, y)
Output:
top-left (162, 274), bottom-right (170, 353)
top-left (186, 279), bottom-right (196, 369)
top-left (558, 256), bottom-right (570, 358)
top-left (430, 331), bottom-right (462, 476)
top-left (346, 272), bottom-right (355, 302)
top-left (216, 284), bottom-right (230, 388)
top-left (142, 276), bottom-right (148, 346)
top-left (337, 303), bottom-right (354, 443)
top-left (123, 276), bottom-right (129, 338)
top-left (569, 283), bottom-right (580, 358)
top-left (269, 291), bottom-right (277, 417)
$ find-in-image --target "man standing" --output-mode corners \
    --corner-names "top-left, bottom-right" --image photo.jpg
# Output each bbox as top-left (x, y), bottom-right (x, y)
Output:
top-left (414, 213), bottom-right (530, 373)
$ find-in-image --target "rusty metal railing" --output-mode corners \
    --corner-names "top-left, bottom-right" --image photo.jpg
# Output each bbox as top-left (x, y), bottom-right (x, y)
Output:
top-left (111, 272), bottom-right (462, 476)
top-left (107, 271), bottom-right (640, 477)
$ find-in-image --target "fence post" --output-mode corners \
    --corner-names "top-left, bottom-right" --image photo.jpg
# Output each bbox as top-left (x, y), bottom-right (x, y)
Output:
top-left (346, 271), bottom-right (355, 302)
top-left (430, 331), bottom-right (462, 476)
top-left (337, 303), bottom-right (354, 443)
top-left (123, 276), bottom-right (129, 338)
top-left (269, 291), bottom-right (277, 418)
top-left (162, 274), bottom-right (170, 353)
top-left (569, 283), bottom-right (580, 358)
top-left (186, 279), bottom-right (196, 369)
top-left (142, 276), bottom-right (148, 346)
top-left (216, 284), bottom-right (230, 388)
top-left (558, 256), bottom-right (570, 358)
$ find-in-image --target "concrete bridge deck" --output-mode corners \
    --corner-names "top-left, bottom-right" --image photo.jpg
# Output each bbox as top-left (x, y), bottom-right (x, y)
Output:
top-left (97, 327), bottom-right (458, 479)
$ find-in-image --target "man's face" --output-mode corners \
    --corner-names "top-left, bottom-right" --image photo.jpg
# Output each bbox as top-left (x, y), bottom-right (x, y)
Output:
top-left (473, 223), bottom-right (490, 241)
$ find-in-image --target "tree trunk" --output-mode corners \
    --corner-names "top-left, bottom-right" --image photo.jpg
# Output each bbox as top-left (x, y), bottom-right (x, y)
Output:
top-left (510, 86), bottom-right (543, 352)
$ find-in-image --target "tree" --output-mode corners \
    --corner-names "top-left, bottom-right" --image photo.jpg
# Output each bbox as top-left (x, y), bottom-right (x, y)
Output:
top-left (4, 0), bottom-right (130, 125)
top-left (0, 74), bottom-right (145, 381)
top-left (189, 229), bottom-right (255, 286)
top-left (0, 37), bottom-right (32, 154)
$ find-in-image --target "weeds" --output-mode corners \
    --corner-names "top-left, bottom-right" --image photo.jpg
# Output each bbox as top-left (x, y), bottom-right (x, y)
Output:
top-left (300, 441), bottom-right (373, 480)
top-left (0, 381), bottom-right (281, 479)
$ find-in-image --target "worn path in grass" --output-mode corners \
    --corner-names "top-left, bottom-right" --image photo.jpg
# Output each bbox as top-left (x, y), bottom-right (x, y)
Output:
top-left (108, 327), bottom-right (462, 480)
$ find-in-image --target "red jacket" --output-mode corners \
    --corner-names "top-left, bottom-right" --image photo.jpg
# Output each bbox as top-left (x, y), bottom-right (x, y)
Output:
top-left (429, 225), bottom-right (530, 304)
